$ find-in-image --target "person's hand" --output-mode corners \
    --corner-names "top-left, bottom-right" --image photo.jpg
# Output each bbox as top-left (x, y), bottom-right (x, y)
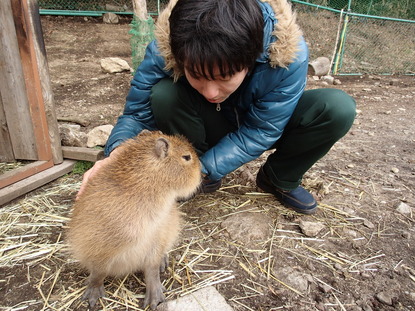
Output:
top-left (76, 148), bottom-right (121, 200)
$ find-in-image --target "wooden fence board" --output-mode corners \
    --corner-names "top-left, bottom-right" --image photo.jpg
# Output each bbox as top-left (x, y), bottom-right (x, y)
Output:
top-left (0, 160), bottom-right (54, 189)
top-left (11, 0), bottom-right (53, 161)
top-left (62, 147), bottom-right (105, 162)
top-left (0, 93), bottom-right (15, 162)
top-left (0, 160), bottom-right (76, 206)
top-left (0, 0), bottom-right (37, 160)
top-left (27, 0), bottom-right (63, 164)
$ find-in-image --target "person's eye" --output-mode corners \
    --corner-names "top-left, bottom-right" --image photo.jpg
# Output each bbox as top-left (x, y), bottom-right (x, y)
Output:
top-left (218, 76), bottom-right (232, 82)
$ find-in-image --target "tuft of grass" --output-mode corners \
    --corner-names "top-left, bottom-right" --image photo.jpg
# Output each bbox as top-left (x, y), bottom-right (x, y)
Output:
top-left (72, 161), bottom-right (94, 175)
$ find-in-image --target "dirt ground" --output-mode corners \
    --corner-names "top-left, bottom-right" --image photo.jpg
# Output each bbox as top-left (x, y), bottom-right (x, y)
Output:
top-left (1, 15), bottom-right (414, 311)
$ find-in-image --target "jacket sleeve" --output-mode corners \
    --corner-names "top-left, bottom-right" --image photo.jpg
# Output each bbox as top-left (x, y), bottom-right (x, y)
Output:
top-left (200, 43), bottom-right (309, 181)
top-left (104, 40), bottom-right (169, 156)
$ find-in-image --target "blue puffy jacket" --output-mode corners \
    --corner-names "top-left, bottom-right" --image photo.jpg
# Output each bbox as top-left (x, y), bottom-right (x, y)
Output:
top-left (105, 0), bottom-right (309, 181)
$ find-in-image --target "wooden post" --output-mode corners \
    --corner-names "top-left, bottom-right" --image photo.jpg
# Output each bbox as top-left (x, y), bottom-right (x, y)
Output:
top-left (0, 0), bottom-right (72, 205)
top-left (0, 0), bottom-right (38, 160)
top-left (11, 0), bottom-right (54, 162)
top-left (0, 94), bottom-right (15, 162)
top-left (27, 0), bottom-right (63, 164)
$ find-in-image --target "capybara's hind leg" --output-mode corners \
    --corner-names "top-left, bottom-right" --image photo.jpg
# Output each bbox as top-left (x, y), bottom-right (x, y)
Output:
top-left (143, 264), bottom-right (165, 310)
top-left (82, 270), bottom-right (106, 308)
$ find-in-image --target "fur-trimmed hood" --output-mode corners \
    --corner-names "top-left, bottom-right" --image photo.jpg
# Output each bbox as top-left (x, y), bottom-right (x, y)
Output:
top-left (154, 0), bottom-right (302, 80)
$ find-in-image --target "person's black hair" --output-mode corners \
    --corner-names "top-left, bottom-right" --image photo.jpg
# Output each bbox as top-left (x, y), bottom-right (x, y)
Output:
top-left (169, 0), bottom-right (264, 80)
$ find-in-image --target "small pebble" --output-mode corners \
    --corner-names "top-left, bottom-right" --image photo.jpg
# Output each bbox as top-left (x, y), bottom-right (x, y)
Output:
top-left (396, 202), bottom-right (413, 215)
top-left (363, 219), bottom-right (375, 229)
top-left (402, 231), bottom-right (411, 239)
top-left (376, 292), bottom-right (393, 306)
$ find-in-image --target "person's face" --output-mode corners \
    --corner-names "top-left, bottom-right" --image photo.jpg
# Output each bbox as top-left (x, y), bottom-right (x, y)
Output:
top-left (184, 65), bottom-right (248, 104)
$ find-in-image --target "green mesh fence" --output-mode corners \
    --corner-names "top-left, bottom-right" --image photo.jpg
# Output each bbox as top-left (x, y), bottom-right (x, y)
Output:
top-left (293, 0), bottom-right (415, 74)
top-left (39, 0), bottom-right (415, 75)
top-left (129, 16), bottom-right (155, 72)
top-left (38, 0), bottom-right (168, 14)
top-left (297, 0), bottom-right (415, 20)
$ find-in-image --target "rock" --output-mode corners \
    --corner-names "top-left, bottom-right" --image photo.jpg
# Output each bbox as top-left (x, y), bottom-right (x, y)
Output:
top-left (361, 303), bottom-right (373, 311)
top-left (221, 211), bottom-right (272, 245)
top-left (334, 263), bottom-right (343, 270)
top-left (315, 302), bottom-right (325, 311)
top-left (389, 79), bottom-right (400, 86)
top-left (308, 57), bottom-right (331, 76)
top-left (376, 291), bottom-right (393, 306)
top-left (103, 12), bottom-right (119, 24)
top-left (333, 78), bottom-right (342, 85)
top-left (157, 286), bottom-right (233, 311)
top-left (87, 124), bottom-right (114, 147)
top-left (361, 272), bottom-right (372, 279)
top-left (299, 219), bottom-right (325, 237)
top-left (273, 266), bottom-right (310, 293)
top-left (402, 231), bottom-right (411, 239)
top-left (391, 167), bottom-right (399, 174)
top-left (343, 228), bottom-right (358, 238)
top-left (318, 283), bottom-right (332, 293)
top-left (396, 202), bottom-right (413, 216)
top-left (363, 219), bottom-right (375, 229)
top-left (321, 75), bottom-right (335, 84)
top-left (59, 123), bottom-right (87, 147)
top-left (100, 57), bottom-right (132, 73)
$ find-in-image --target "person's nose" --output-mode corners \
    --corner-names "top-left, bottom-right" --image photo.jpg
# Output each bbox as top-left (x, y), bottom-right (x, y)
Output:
top-left (201, 80), bottom-right (220, 100)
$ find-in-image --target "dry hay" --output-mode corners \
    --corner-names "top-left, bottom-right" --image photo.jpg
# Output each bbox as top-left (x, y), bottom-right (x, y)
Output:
top-left (0, 160), bottom-right (394, 311)
top-left (0, 162), bottom-right (27, 175)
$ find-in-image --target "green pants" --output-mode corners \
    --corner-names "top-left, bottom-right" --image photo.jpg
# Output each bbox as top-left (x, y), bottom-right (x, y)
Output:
top-left (151, 78), bottom-right (356, 190)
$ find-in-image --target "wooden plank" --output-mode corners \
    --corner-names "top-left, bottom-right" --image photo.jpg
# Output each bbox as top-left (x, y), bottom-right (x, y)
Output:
top-left (0, 92), bottom-right (15, 162)
top-left (0, 160), bottom-right (53, 189)
top-left (11, 0), bottom-right (53, 161)
top-left (27, 0), bottom-right (63, 165)
top-left (0, 0), bottom-right (37, 160)
top-left (62, 147), bottom-right (105, 162)
top-left (0, 160), bottom-right (76, 206)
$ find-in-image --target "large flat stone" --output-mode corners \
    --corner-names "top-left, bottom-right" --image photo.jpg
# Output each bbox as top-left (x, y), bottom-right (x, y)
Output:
top-left (157, 286), bottom-right (233, 311)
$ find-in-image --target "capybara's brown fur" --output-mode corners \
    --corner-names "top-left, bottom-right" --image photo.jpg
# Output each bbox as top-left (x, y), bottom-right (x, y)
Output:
top-left (67, 131), bottom-right (201, 309)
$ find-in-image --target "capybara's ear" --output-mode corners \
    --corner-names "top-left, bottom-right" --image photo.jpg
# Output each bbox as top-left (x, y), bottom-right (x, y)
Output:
top-left (155, 137), bottom-right (169, 159)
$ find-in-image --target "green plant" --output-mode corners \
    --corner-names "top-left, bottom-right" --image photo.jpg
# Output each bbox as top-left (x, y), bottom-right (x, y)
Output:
top-left (72, 161), bottom-right (94, 175)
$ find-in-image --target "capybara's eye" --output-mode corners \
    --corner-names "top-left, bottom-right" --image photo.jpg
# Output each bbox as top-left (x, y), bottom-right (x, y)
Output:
top-left (182, 155), bottom-right (191, 161)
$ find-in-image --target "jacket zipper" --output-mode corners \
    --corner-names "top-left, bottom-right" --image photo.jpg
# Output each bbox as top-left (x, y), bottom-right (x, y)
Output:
top-left (216, 104), bottom-right (240, 127)
top-left (234, 107), bottom-right (240, 127)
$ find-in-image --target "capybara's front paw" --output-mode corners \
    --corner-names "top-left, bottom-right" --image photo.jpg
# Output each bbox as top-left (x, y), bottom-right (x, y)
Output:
top-left (82, 285), bottom-right (106, 308)
top-left (144, 284), bottom-right (165, 310)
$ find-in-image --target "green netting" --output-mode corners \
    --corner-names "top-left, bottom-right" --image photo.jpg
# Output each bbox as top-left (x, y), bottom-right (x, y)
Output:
top-left (296, 0), bottom-right (415, 20)
top-left (294, 0), bottom-right (415, 74)
top-left (38, 0), bottom-right (415, 75)
top-left (336, 16), bottom-right (415, 74)
top-left (38, 0), bottom-right (168, 14)
top-left (129, 16), bottom-right (155, 72)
